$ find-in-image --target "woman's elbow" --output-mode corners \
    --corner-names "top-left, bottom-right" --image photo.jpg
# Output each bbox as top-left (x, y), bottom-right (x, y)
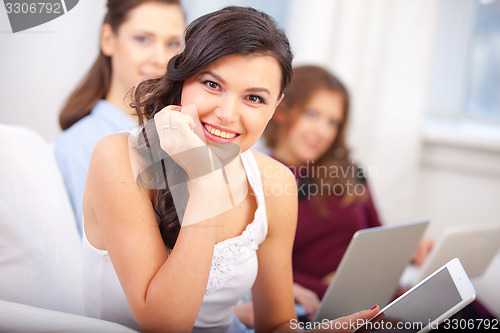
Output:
top-left (131, 304), bottom-right (197, 333)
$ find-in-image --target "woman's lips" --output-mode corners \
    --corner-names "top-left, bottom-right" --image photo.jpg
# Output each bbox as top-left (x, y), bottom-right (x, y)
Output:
top-left (201, 122), bottom-right (240, 143)
top-left (304, 139), bottom-right (323, 152)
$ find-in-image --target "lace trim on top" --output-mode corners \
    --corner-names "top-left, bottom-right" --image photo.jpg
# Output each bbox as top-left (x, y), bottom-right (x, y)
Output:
top-left (205, 152), bottom-right (265, 296)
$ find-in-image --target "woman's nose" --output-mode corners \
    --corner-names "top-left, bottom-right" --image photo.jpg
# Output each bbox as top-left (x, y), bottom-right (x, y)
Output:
top-left (152, 43), bottom-right (169, 68)
top-left (318, 119), bottom-right (334, 139)
top-left (215, 95), bottom-right (239, 123)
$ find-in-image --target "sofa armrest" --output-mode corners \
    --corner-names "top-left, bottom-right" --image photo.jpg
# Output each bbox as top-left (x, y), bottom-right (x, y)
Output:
top-left (0, 300), bottom-right (138, 332)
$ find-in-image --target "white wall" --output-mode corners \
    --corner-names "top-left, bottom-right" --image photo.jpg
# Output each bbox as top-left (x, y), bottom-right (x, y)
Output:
top-left (0, 1), bottom-right (106, 142)
top-left (418, 125), bottom-right (500, 237)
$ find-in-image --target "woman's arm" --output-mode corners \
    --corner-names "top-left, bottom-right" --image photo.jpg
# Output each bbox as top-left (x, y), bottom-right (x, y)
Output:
top-left (85, 133), bottom-right (228, 332)
top-left (251, 151), bottom-right (298, 332)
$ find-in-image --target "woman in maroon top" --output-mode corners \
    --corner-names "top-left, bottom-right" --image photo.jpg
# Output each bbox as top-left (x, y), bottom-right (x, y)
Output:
top-left (235, 66), bottom-right (432, 326)
top-left (262, 65), bottom-right (383, 319)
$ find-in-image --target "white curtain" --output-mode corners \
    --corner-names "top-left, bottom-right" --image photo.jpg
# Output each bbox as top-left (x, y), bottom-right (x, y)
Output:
top-left (286, 0), bottom-right (439, 224)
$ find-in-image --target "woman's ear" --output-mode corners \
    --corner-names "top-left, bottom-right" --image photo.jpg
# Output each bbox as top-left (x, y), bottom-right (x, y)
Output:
top-left (275, 93), bottom-right (284, 108)
top-left (272, 94), bottom-right (286, 123)
top-left (100, 23), bottom-right (116, 57)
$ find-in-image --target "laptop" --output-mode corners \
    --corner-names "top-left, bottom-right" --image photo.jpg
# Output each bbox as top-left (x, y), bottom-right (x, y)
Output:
top-left (400, 222), bottom-right (500, 288)
top-left (313, 219), bottom-right (429, 322)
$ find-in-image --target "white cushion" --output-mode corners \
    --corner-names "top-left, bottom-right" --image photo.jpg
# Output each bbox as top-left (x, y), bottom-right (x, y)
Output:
top-left (0, 124), bottom-right (84, 315)
top-left (0, 300), bottom-right (136, 332)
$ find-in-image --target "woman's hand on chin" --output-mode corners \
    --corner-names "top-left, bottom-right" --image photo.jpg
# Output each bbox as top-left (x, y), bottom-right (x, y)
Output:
top-left (154, 105), bottom-right (211, 179)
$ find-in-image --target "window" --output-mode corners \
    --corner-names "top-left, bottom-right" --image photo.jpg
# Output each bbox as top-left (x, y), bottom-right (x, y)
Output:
top-left (465, 0), bottom-right (500, 122)
top-left (427, 0), bottom-right (500, 125)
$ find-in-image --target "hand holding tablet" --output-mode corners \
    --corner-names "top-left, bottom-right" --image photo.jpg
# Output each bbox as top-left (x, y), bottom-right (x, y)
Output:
top-left (354, 258), bottom-right (476, 333)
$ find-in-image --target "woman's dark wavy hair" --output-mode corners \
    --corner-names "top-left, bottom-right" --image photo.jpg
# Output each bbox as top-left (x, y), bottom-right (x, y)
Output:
top-left (131, 6), bottom-right (293, 250)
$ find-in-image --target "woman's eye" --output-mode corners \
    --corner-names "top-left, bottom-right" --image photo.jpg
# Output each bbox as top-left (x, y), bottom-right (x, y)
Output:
top-left (248, 95), bottom-right (265, 104)
top-left (135, 36), bottom-right (150, 44)
top-left (167, 40), bottom-right (181, 49)
top-left (305, 109), bottom-right (318, 118)
top-left (202, 80), bottom-right (220, 90)
top-left (329, 119), bottom-right (341, 127)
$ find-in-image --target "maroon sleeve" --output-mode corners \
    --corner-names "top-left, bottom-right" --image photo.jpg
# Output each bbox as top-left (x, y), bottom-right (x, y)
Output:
top-left (364, 184), bottom-right (382, 228)
top-left (293, 269), bottom-right (329, 299)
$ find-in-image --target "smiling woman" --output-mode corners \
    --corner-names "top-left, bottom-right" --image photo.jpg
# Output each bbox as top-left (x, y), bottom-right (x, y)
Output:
top-left (181, 54), bottom-right (282, 150)
top-left (81, 6), bottom-right (379, 333)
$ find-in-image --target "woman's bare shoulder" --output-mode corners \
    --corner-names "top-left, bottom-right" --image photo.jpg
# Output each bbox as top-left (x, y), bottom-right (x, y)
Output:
top-left (92, 132), bottom-right (133, 162)
top-left (249, 149), bottom-right (297, 231)
top-left (250, 149), bottom-right (295, 186)
top-left (87, 132), bottom-right (149, 197)
top-left (89, 132), bottom-right (144, 176)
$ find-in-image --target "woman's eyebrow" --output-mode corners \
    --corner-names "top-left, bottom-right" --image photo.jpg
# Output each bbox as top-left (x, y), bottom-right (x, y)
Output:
top-left (199, 71), bottom-right (226, 85)
top-left (246, 87), bottom-right (271, 96)
top-left (199, 71), bottom-right (271, 96)
top-left (133, 30), bottom-right (155, 37)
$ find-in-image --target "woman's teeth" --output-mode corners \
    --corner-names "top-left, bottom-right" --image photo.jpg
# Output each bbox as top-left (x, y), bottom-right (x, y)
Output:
top-left (203, 124), bottom-right (236, 139)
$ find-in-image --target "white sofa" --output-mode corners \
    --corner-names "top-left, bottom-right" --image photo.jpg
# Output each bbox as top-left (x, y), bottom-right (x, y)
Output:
top-left (0, 124), bottom-right (135, 332)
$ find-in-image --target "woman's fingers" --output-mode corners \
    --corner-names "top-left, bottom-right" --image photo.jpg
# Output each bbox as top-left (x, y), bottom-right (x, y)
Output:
top-left (309, 306), bottom-right (379, 333)
top-left (293, 283), bottom-right (320, 320)
top-left (154, 105), bottom-right (182, 127)
top-left (153, 105), bottom-right (212, 181)
top-left (155, 106), bottom-right (191, 131)
top-left (333, 305), bottom-right (379, 332)
top-left (233, 302), bottom-right (255, 328)
top-left (183, 113), bottom-right (196, 131)
top-left (155, 105), bottom-right (195, 133)
top-left (413, 237), bottom-right (434, 266)
top-left (154, 106), bottom-right (203, 154)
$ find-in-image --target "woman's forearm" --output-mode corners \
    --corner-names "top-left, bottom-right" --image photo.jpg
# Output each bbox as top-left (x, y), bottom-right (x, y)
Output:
top-left (134, 169), bottom-right (230, 331)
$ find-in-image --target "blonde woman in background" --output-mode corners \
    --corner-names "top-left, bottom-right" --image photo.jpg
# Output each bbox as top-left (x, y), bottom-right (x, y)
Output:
top-left (55, 0), bottom-right (185, 234)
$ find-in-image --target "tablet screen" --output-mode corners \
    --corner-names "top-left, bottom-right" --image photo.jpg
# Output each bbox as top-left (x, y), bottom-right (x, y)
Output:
top-left (355, 268), bottom-right (462, 332)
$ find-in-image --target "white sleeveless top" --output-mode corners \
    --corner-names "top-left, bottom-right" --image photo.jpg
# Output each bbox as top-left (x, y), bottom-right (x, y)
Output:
top-left (82, 150), bottom-right (268, 332)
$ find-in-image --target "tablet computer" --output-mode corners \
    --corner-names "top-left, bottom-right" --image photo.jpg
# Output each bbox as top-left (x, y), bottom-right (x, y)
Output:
top-left (354, 258), bottom-right (476, 333)
top-left (313, 219), bottom-right (429, 322)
